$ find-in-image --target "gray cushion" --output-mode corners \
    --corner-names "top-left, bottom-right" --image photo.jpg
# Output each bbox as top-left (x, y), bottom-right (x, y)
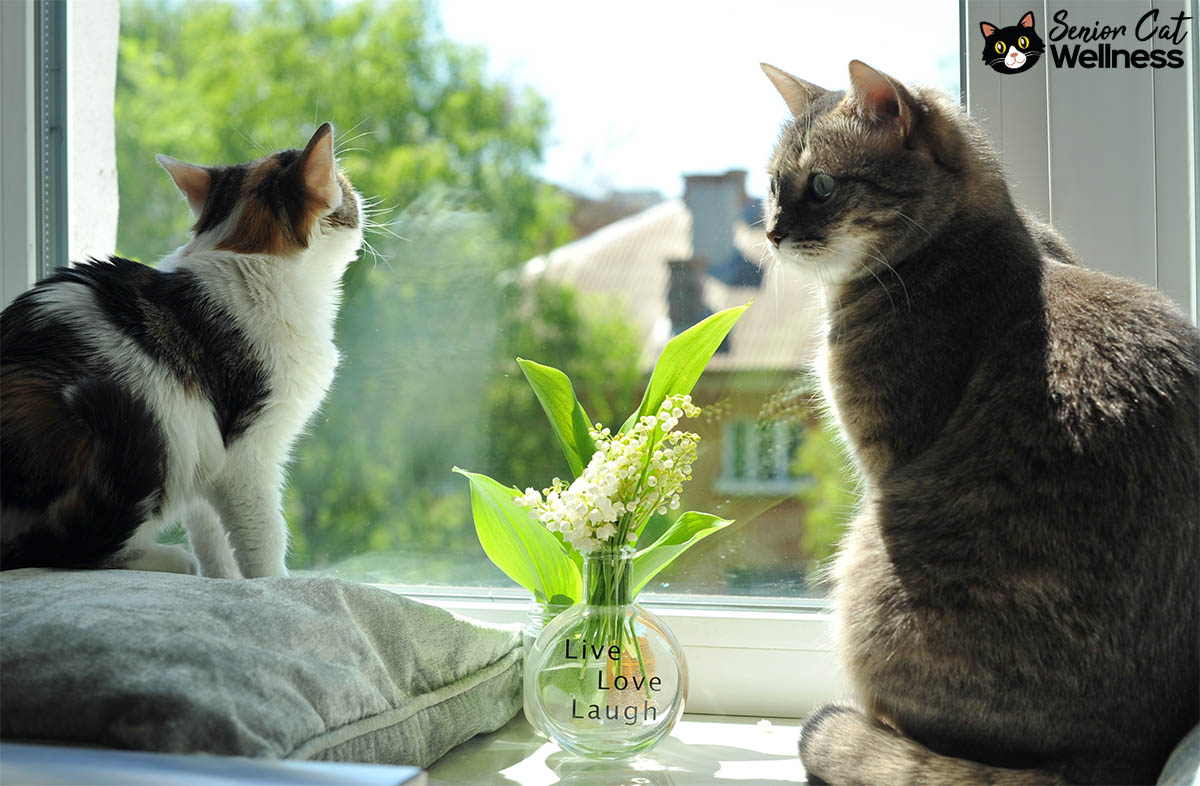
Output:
top-left (0, 569), bottom-right (521, 768)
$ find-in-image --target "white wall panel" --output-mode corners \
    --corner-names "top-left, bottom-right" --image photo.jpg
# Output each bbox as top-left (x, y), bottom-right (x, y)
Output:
top-left (965, 0), bottom-right (1197, 321)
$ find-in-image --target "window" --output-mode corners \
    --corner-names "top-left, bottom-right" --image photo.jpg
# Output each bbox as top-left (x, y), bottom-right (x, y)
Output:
top-left (85, 0), bottom-right (961, 609)
top-left (34, 0), bottom-right (1200, 718)
top-left (716, 419), bottom-right (808, 496)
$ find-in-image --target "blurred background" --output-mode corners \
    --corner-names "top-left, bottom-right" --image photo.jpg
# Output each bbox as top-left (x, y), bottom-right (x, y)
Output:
top-left (113, 0), bottom-right (960, 598)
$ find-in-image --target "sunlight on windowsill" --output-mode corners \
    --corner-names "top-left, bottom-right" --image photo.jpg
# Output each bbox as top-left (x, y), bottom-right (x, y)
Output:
top-left (427, 714), bottom-right (808, 786)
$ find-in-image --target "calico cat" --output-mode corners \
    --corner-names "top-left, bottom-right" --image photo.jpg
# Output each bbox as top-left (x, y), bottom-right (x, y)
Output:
top-left (980, 12), bottom-right (1044, 74)
top-left (761, 61), bottom-right (1198, 785)
top-left (1, 123), bottom-right (363, 579)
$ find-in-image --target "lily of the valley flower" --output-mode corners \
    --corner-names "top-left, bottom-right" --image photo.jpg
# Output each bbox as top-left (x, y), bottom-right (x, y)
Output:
top-left (515, 394), bottom-right (701, 553)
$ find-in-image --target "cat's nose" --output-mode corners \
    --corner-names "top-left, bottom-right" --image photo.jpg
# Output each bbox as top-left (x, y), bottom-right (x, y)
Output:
top-left (767, 229), bottom-right (785, 247)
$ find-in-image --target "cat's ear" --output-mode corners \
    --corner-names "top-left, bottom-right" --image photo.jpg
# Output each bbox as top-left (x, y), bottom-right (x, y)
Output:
top-left (1018, 11), bottom-right (1035, 28)
top-left (761, 63), bottom-right (824, 119)
top-left (846, 60), bottom-right (919, 138)
top-left (156, 155), bottom-right (211, 218)
top-left (291, 122), bottom-right (341, 208)
top-left (980, 21), bottom-right (998, 38)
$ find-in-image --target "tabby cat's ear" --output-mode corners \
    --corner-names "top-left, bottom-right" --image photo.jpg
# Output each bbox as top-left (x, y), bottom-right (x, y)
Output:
top-left (289, 122), bottom-right (341, 208)
top-left (156, 155), bottom-right (211, 218)
top-left (846, 60), bottom-right (919, 138)
top-left (761, 63), bottom-right (825, 119)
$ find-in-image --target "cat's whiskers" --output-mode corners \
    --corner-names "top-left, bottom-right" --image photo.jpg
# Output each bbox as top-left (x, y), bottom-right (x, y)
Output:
top-left (754, 239), bottom-right (786, 316)
top-left (886, 207), bottom-right (933, 241)
top-left (366, 223), bottom-right (406, 242)
top-left (236, 128), bottom-right (269, 156)
top-left (360, 199), bottom-right (407, 243)
top-left (335, 129), bottom-right (377, 157)
top-left (855, 257), bottom-right (898, 315)
top-left (358, 236), bottom-right (392, 272)
top-left (862, 240), bottom-right (912, 311)
top-left (340, 116), bottom-right (370, 136)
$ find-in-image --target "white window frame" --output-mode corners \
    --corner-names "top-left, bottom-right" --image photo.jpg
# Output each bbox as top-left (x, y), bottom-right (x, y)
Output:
top-left (1, 0), bottom-right (40, 308)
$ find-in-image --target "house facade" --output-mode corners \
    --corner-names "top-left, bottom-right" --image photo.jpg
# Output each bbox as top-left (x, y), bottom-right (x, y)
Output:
top-left (521, 171), bottom-right (830, 596)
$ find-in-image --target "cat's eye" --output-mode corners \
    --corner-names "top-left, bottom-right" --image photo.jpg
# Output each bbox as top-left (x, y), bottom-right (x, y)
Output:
top-left (810, 172), bottom-right (835, 201)
top-left (1018, 35), bottom-right (1030, 48)
top-left (994, 41), bottom-right (1005, 53)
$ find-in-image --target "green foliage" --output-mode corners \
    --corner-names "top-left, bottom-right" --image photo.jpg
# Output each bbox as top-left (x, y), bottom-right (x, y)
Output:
top-left (458, 304), bottom-right (749, 600)
top-left (482, 282), bottom-right (643, 489)
top-left (116, 0), bottom-right (571, 268)
top-left (453, 469), bottom-right (581, 604)
top-left (632, 512), bottom-right (733, 596)
top-left (623, 303), bottom-right (751, 432)
top-left (516, 358), bottom-right (596, 479)
top-left (793, 414), bottom-right (859, 566)
top-left (116, 0), bottom-right (636, 576)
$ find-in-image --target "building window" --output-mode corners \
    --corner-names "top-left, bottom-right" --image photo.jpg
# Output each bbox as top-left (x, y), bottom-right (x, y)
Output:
top-left (716, 420), bottom-right (807, 496)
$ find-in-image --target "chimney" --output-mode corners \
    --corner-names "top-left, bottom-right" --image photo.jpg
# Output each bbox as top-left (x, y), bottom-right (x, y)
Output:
top-left (683, 170), bottom-right (748, 270)
top-left (667, 257), bottom-right (709, 336)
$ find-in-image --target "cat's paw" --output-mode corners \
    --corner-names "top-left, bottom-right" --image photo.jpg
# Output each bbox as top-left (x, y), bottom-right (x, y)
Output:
top-left (124, 545), bottom-right (202, 575)
top-left (235, 555), bottom-right (289, 579)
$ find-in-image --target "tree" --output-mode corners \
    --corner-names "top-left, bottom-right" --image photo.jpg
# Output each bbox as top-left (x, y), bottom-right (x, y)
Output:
top-left (792, 407), bottom-right (859, 577)
top-left (482, 279), bottom-right (644, 489)
top-left (115, 0), bottom-right (570, 271)
top-left (117, 0), bottom-right (646, 577)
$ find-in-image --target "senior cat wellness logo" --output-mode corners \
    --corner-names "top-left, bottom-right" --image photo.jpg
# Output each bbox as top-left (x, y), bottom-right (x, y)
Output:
top-left (980, 8), bottom-right (1191, 75)
top-left (980, 12), bottom-right (1044, 74)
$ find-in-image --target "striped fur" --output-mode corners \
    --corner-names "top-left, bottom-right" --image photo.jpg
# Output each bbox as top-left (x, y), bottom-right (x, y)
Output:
top-left (0, 123), bottom-right (363, 578)
top-left (763, 63), bottom-right (1199, 785)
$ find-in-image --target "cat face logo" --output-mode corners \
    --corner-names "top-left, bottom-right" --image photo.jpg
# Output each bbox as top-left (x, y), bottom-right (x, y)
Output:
top-left (980, 11), bottom-right (1044, 74)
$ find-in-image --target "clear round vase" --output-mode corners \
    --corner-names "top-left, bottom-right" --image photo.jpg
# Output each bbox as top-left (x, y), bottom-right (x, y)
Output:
top-left (523, 546), bottom-right (687, 760)
top-left (522, 598), bottom-right (571, 737)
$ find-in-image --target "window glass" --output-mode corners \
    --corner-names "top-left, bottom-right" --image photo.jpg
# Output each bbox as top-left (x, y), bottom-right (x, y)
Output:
top-left (117, 0), bottom-right (960, 596)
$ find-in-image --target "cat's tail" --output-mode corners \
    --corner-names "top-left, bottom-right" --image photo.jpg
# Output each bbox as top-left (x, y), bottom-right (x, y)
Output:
top-left (0, 376), bottom-right (166, 570)
top-left (800, 704), bottom-right (1066, 786)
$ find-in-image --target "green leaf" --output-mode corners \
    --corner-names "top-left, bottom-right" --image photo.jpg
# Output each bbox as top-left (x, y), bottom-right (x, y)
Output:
top-left (632, 512), bottom-right (734, 595)
top-left (453, 468), bottom-right (581, 603)
top-left (516, 358), bottom-right (596, 478)
top-left (623, 302), bottom-right (751, 432)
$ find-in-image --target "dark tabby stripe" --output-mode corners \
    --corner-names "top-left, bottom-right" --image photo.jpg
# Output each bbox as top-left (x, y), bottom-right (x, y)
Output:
top-left (195, 164), bottom-right (248, 235)
top-left (29, 257), bottom-right (271, 445)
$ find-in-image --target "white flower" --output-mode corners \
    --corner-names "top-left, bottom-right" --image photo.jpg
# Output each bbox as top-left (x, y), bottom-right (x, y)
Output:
top-left (519, 394), bottom-right (703, 553)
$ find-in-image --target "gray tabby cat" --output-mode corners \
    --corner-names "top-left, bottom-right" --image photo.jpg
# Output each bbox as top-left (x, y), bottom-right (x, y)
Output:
top-left (762, 61), bottom-right (1198, 785)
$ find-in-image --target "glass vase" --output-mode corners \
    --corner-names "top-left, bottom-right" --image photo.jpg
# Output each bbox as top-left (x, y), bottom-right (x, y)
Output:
top-left (522, 598), bottom-right (571, 737)
top-left (523, 546), bottom-right (687, 760)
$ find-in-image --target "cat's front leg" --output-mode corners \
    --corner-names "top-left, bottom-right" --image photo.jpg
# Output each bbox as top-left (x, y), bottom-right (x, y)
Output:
top-left (183, 498), bottom-right (242, 579)
top-left (208, 454), bottom-right (289, 578)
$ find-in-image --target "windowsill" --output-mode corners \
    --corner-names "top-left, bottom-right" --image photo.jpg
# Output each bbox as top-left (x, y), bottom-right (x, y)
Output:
top-left (426, 713), bottom-right (810, 785)
top-left (384, 587), bottom-right (845, 718)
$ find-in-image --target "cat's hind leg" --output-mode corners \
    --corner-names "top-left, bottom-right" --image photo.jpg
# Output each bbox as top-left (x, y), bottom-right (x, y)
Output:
top-left (183, 499), bottom-right (241, 579)
top-left (115, 542), bottom-right (202, 575)
top-left (103, 515), bottom-right (200, 575)
top-left (0, 376), bottom-right (168, 571)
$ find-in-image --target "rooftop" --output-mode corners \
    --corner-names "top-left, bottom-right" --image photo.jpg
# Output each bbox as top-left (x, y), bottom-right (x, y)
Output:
top-left (519, 198), bottom-right (822, 373)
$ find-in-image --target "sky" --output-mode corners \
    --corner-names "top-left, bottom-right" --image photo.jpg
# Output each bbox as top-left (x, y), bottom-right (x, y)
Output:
top-left (436, 0), bottom-right (961, 200)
